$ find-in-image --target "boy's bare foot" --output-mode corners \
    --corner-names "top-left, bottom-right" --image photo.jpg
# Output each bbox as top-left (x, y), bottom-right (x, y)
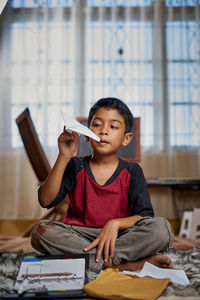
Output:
top-left (103, 254), bottom-right (172, 271)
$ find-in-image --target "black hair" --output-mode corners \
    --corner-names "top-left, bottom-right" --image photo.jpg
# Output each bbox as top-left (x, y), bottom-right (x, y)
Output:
top-left (88, 97), bottom-right (134, 133)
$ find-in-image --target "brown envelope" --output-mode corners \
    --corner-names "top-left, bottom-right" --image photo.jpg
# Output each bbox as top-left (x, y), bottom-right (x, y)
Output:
top-left (83, 268), bottom-right (170, 300)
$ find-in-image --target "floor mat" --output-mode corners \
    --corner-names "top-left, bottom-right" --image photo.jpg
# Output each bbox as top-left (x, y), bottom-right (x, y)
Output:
top-left (1, 248), bottom-right (200, 298)
top-left (161, 247), bottom-right (200, 297)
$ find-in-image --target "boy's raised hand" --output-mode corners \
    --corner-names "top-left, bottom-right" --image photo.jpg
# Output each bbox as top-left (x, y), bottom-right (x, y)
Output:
top-left (84, 219), bottom-right (120, 263)
top-left (58, 126), bottom-right (79, 158)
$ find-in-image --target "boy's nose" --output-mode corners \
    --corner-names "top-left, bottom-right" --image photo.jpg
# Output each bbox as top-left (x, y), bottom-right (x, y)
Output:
top-left (99, 125), bottom-right (108, 135)
top-left (100, 131), bottom-right (108, 136)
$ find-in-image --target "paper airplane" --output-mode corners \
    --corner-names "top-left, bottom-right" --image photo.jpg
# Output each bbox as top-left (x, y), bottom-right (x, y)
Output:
top-left (61, 112), bottom-right (100, 142)
top-left (0, 0), bottom-right (8, 15)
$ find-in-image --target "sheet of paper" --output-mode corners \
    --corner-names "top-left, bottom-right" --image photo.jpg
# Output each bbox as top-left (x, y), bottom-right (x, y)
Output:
top-left (0, 0), bottom-right (8, 15)
top-left (15, 257), bottom-right (85, 292)
top-left (124, 262), bottom-right (190, 286)
top-left (61, 112), bottom-right (100, 142)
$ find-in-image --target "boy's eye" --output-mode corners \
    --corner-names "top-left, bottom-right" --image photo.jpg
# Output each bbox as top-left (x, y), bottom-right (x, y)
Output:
top-left (92, 123), bottom-right (101, 127)
top-left (110, 125), bottom-right (118, 129)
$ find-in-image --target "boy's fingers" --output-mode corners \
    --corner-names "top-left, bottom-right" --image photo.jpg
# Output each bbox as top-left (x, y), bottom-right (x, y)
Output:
top-left (84, 238), bottom-right (98, 252)
top-left (83, 242), bottom-right (95, 252)
top-left (95, 241), bottom-right (104, 262)
top-left (103, 242), bottom-right (110, 262)
top-left (73, 131), bottom-right (79, 141)
top-left (110, 240), bottom-right (116, 257)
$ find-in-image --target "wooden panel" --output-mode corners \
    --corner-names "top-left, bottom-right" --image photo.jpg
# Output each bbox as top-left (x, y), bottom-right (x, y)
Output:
top-left (16, 108), bottom-right (51, 182)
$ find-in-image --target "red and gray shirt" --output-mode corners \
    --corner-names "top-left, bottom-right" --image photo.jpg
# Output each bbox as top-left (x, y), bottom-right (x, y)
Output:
top-left (39, 156), bottom-right (154, 228)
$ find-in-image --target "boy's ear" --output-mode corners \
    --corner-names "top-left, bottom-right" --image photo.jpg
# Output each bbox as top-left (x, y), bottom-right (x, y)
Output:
top-left (122, 132), bottom-right (133, 147)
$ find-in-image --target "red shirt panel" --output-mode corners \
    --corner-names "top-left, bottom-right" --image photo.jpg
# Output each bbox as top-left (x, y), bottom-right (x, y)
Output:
top-left (64, 168), bottom-right (131, 227)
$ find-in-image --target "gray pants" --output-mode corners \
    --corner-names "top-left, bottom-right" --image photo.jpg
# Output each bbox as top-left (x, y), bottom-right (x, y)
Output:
top-left (31, 217), bottom-right (174, 280)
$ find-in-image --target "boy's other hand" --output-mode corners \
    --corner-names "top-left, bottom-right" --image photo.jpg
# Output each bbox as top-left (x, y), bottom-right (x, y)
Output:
top-left (58, 127), bottom-right (79, 159)
top-left (83, 219), bottom-right (120, 263)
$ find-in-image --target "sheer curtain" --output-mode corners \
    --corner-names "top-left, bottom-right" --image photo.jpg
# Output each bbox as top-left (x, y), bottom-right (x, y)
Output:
top-left (142, 1), bottom-right (200, 179)
top-left (0, 0), bottom-right (199, 220)
top-left (0, 2), bottom-right (74, 219)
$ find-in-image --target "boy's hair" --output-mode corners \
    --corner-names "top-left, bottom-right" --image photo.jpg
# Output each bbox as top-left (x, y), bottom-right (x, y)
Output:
top-left (88, 97), bottom-right (134, 133)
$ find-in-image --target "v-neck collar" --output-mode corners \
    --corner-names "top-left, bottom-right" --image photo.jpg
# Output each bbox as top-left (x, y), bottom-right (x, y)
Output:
top-left (85, 155), bottom-right (122, 187)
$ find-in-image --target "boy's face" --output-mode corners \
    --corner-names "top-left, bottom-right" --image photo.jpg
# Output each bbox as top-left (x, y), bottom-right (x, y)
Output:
top-left (89, 107), bottom-right (132, 156)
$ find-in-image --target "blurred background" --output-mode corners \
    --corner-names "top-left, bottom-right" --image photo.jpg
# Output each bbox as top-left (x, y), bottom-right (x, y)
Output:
top-left (0, 0), bottom-right (199, 234)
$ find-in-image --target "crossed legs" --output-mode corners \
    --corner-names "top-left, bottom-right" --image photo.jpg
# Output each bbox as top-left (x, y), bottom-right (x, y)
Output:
top-left (31, 217), bottom-right (174, 280)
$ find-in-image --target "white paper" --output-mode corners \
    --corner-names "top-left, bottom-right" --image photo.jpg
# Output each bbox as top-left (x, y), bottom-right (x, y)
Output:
top-left (61, 112), bottom-right (100, 142)
top-left (15, 257), bottom-right (85, 292)
top-left (124, 262), bottom-right (190, 286)
top-left (0, 0), bottom-right (8, 15)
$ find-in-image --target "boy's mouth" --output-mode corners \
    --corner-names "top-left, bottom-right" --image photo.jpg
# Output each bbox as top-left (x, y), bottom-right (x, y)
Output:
top-left (100, 139), bottom-right (109, 144)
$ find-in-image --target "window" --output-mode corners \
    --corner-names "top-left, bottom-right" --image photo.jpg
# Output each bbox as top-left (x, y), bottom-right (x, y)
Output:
top-left (9, 1), bottom-right (73, 147)
top-left (3, 0), bottom-right (200, 148)
top-left (11, 0), bottom-right (73, 8)
top-left (85, 20), bottom-right (153, 146)
top-left (167, 21), bottom-right (200, 146)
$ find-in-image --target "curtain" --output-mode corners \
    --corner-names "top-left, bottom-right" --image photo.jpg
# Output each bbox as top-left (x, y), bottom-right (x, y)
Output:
top-left (0, 0), bottom-right (199, 220)
top-left (0, 2), bottom-right (70, 219)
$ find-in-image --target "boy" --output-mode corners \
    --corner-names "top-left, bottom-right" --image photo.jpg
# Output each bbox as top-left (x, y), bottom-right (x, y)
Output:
top-left (31, 97), bottom-right (174, 280)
